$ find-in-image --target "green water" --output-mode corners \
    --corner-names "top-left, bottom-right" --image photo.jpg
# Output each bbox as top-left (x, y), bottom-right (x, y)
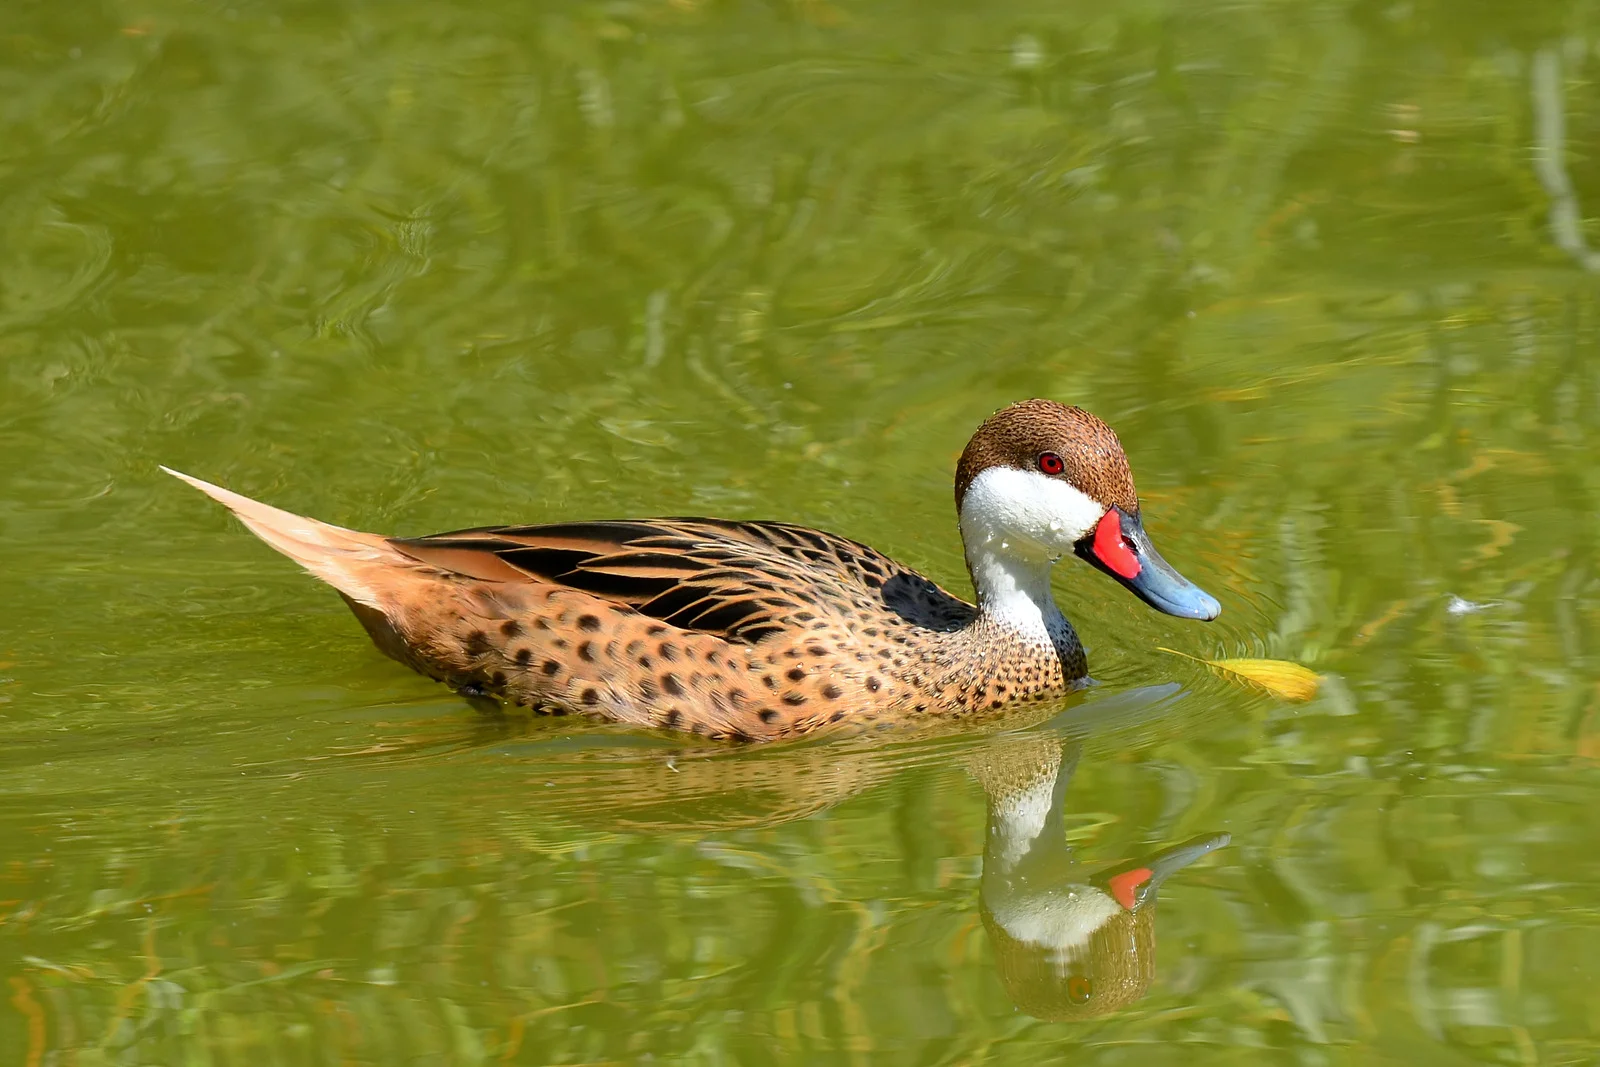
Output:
top-left (4, 0), bottom-right (1600, 1061)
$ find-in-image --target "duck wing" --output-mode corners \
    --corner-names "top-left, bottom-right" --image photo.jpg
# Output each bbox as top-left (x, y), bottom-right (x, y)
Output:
top-left (388, 517), bottom-right (974, 645)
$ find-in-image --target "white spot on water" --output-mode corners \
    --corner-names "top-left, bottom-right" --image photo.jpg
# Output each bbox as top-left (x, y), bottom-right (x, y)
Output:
top-left (1446, 594), bottom-right (1498, 615)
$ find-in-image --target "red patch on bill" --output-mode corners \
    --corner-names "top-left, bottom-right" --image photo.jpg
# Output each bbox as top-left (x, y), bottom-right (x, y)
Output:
top-left (1094, 509), bottom-right (1140, 579)
top-left (1107, 867), bottom-right (1153, 911)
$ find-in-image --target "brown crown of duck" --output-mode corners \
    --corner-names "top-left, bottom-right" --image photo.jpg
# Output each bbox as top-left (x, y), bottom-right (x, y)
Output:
top-left (954, 399), bottom-right (1137, 514)
top-left (164, 399), bottom-right (1217, 740)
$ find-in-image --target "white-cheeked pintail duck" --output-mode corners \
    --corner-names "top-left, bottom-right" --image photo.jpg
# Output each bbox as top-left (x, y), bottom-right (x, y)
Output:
top-left (165, 399), bottom-right (1219, 740)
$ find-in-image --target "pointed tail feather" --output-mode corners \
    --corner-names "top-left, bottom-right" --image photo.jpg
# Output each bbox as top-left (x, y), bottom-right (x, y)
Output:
top-left (161, 466), bottom-right (397, 608)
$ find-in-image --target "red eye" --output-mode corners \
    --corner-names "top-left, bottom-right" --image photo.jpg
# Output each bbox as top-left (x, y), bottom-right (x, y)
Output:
top-left (1038, 452), bottom-right (1065, 476)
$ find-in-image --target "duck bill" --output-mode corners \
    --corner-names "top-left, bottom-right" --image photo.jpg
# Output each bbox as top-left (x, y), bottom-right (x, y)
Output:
top-left (1102, 832), bottom-right (1232, 911)
top-left (1074, 507), bottom-right (1221, 621)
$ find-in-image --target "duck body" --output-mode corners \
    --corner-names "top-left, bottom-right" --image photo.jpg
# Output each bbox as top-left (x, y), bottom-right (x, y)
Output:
top-left (166, 399), bottom-right (1219, 740)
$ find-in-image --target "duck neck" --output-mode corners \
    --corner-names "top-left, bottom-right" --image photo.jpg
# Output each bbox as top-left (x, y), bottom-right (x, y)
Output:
top-left (980, 742), bottom-right (1079, 881)
top-left (985, 756), bottom-right (1067, 875)
top-left (959, 519), bottom-right (1078, 665)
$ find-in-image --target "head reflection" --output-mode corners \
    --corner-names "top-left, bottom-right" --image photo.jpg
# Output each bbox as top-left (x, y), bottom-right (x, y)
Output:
top-left (971, 733), bottom-right (1228, 1021)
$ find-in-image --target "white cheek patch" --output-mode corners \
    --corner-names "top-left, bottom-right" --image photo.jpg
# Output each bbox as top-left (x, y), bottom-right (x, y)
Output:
top-left (959, 466), bottom-right (1106, 552)
top-left (988, 885), bottom-right (1125, 954)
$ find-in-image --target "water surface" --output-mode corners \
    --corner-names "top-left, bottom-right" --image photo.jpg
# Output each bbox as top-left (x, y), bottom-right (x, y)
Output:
top-left (3, 0), bottom-right (1600, 1062)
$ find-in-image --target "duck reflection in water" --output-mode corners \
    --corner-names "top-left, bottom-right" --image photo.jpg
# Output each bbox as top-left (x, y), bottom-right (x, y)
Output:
top-left (970, 731), bottom-right (1228, 1020)
top-left (446, 683), bottom-right (1228, 1023)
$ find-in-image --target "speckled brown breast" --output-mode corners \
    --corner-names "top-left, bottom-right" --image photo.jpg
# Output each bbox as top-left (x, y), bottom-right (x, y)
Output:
top-left (350, 518), bottom-right (1084, 739)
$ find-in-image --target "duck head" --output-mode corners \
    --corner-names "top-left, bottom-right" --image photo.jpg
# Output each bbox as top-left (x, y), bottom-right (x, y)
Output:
top-left (981, 831), bottom-right (1232, 1021)
top-left (972, 735), bottom-right (1231, 1021)
top-left (955, 399), bottom-right (1220, 623)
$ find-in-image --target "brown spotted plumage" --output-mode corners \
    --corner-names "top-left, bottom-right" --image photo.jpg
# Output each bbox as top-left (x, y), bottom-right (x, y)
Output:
top-left (164, 399), bottom-right (1217, 740)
